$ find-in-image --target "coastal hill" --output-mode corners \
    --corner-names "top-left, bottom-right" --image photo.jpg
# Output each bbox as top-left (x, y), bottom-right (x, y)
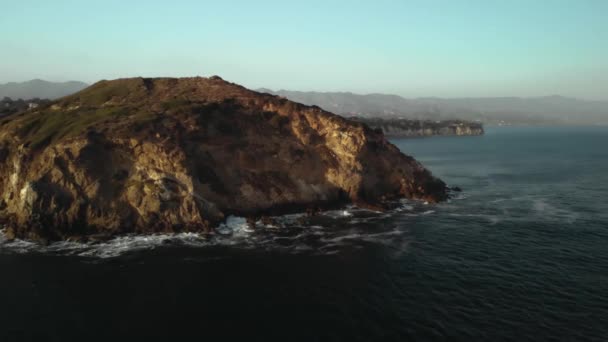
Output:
top-left (0, 76), bottom-right (447, 242)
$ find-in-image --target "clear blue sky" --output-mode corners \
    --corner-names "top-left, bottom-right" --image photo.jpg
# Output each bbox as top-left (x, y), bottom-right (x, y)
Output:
top-left (1, 0), bottom-right (607, 99)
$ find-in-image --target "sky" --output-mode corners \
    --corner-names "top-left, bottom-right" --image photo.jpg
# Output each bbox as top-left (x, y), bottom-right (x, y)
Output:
top-left (1, 0), bottom-right (607, 99)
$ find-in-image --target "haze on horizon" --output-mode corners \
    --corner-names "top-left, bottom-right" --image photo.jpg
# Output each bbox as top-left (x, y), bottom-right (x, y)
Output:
top-left (1, 0), bottom-right (607, 100)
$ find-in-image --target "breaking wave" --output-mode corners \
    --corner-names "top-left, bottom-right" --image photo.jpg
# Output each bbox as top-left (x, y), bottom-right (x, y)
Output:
top-left (0, 200), bottom-right (432, 259)
top-left (0, 189), bottom-right (582, 260)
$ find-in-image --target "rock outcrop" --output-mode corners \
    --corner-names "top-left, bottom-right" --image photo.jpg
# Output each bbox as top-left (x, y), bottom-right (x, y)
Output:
top-left (0, 77), bottom-right (447, 242)
top-left (351, 118), bottom-right (484, 137)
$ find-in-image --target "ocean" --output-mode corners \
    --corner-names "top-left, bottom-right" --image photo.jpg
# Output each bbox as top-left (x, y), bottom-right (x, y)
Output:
top-left (1, 126), bottom-right (607, 341)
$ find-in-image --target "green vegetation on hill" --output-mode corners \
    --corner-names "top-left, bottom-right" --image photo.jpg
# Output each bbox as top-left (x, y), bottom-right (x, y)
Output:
top-left (17, 107), bottom-right (132, 149)
top-left (4, 79), bottom-right (167, 150)
top-left (56, 79), bottom-right (141, 107)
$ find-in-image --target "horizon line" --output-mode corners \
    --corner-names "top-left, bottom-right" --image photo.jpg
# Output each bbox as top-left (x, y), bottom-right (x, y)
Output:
top-left (1, 78), bottom-right (607, 102)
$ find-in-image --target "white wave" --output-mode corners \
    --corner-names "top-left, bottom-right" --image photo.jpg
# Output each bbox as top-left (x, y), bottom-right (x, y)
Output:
top-left (216, 216), bottom-right (253, 236)
top-left (77, 235), bottom-right (173, 258)
top-left (447, 213), bottom-right (501, 225)
top-left (0, 202), bottom-right (436, 258)
top-left (532, 199), bottom-right (579, 223)
top-left (452, 194), bottom-right (469, 200)
top-left (320, 232), bottom-right (366, 244)
top-left (319, 230), bottom-right (405, 245)
top-left (341, 210), bottom-right (353, 217)
top-left (0, 232), bottom-right (38, 254)
top-left (0, 229), bottom-right (219, 258)
top-left (395, 204), bottom-right (414, 212)
top-left (321, 209), bottom-right (354, 218)
top-left (293, 245), bottom-right (314, 252)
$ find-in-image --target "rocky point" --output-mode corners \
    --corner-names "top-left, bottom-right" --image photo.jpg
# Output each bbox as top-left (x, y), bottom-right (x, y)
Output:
top-left (0, 76), bottom-right (447, 242)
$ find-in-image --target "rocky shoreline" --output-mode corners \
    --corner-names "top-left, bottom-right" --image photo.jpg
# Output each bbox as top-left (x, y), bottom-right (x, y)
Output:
top-left (0, 76), bottom-right (448, 243)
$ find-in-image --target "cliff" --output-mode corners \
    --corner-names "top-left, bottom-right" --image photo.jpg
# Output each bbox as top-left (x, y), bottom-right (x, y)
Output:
top-left (0, 77), bottom-right (447, 242)
top-left (351, 118), bottom-right (484, 137)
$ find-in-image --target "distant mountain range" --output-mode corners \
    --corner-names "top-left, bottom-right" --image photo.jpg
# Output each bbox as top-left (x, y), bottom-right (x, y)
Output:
top-left (0, 79), bottom-right (88, 100)
top-left (258, 89), bottom-right (608, 125)
top-left (2, 80), bottom-right (606, 125)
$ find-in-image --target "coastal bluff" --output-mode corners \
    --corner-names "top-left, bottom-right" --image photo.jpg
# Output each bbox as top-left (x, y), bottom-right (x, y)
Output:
top-left (351, 117), bottom-right (484, 137)
top-left (0, 76), bottom-right (447, 242)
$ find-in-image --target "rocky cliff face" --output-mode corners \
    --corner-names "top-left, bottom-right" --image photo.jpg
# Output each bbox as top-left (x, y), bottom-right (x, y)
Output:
top-left (351, 118), bottom-right (484, 137)
top-left (0, 77), bottom-right (447, 242)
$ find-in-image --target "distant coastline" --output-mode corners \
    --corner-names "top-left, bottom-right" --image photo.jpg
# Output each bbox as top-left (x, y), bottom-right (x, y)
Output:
top-left (352, 117), bottom-right (484, 137)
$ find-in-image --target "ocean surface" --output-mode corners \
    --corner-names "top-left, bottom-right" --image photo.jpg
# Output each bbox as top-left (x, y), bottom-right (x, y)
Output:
top-left (1, 126), bottom-right (607, 341)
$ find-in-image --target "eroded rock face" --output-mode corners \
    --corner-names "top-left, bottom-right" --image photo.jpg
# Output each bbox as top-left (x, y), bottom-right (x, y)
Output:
top-left (0, 77), bottom-right (447, 242)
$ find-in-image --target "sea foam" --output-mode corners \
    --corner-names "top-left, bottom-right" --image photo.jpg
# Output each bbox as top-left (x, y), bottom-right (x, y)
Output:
top-left (0, 199), bottom-right (434, 258)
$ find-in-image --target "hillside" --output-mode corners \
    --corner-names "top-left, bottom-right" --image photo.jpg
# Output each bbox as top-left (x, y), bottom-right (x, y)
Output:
top-left (0, 76), bottom-right (447, 242)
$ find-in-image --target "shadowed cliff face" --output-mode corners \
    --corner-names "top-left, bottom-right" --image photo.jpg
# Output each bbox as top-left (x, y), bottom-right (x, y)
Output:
top-left (0, 76), bottom-right (447, 242)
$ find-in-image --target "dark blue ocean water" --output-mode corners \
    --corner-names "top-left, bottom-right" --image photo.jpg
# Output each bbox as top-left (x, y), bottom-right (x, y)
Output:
top-left (1, 126), bottom-right (607, 341)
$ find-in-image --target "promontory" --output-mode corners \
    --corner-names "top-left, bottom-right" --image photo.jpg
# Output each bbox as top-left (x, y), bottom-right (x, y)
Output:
top-left (0, 77), bottom-right (447, 242)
